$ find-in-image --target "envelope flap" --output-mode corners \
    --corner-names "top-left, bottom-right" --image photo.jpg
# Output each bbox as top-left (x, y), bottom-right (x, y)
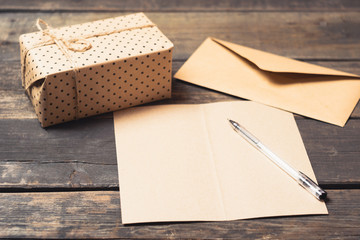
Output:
top-left (212, 38), bottom-right (359, 78)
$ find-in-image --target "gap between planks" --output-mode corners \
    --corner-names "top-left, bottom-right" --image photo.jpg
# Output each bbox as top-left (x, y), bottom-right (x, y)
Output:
top-left (0, 183), bottom-right (359, 194)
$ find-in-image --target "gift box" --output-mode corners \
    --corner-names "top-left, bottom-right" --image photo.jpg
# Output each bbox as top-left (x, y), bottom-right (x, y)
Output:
top-left (19, 13), bottom-right (173, 127)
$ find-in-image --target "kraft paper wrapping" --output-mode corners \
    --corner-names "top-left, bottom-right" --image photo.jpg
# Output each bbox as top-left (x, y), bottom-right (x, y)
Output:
top-left (19, 13), bottom-right (173, 127)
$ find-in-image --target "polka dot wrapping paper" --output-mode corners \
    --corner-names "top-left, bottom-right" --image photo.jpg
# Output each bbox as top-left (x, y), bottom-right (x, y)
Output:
top-left (19, 13), bottom-right (173, 127)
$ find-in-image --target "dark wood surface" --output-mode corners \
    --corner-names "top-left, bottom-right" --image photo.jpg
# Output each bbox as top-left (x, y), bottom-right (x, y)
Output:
top-left (0, 1), bottom-right (359, 239)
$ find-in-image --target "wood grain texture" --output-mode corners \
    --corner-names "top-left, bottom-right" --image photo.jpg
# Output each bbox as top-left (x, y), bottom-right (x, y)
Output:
top-left (1, 61), bottom-right (359, 119)
top-left (0, 190), bottom-right (359, 239)
top-left (0, 0), bottom-right (359, 12)
top-left (0, 1), bottom-right (360, 239)
top-left (0, 118), bottom-right (359, 189)
top-left (1, 12), bottom-right (360, 60)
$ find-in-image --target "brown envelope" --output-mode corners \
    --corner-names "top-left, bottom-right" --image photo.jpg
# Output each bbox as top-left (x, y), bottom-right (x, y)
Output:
top-left (174, 38), bottom-right (360, 127)
top-left (114, 101), bottom-right (327, 224)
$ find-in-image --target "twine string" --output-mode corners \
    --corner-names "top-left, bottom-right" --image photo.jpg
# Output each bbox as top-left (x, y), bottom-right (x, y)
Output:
top-left (26, 18), bottom-right (156, 120)
top-left (35, 18), bottom-right (92, 71)
top-left (36, 18), bottom-right (87, 119)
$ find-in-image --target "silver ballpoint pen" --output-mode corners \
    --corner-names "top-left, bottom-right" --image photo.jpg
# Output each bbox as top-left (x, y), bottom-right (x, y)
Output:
top-left (228, 119), bottom-right (327, 201)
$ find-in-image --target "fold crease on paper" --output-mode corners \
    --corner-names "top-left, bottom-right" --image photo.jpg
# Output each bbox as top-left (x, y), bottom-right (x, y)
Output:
top-left (114, 101), bottom-right (328, 224)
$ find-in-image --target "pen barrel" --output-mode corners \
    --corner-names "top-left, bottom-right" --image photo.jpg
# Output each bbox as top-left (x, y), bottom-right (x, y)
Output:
top-left (297, 171), bottom-right (327, 200)
top-left (256, 142), bottom-right (299, 180)
top-left (229, 119), bottom-right (327, 201)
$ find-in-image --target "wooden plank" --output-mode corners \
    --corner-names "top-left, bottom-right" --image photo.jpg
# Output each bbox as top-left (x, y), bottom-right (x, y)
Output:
top-left (0, 0), bottom-right (359, 12)
top-left (3, 60), bottom-right (360, 90)
top-left (0, 190), bottom-right (359, 239)
top-left (1, 60), bottom-right (360, 119)
top-left (296, 119), bottom-right (360, 186)
top-left (1, 12), bottom-right (360, 60)
top-left (0, 117), bottom-right (359, 189)
top-left (0, 118), bottom-right (117, 189)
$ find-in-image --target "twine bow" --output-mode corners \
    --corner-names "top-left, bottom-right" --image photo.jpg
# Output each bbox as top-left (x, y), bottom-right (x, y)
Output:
top-left (36, 18), bottom-right (92, 70)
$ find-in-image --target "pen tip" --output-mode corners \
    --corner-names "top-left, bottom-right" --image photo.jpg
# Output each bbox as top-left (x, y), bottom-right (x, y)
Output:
top-left (227, 119), bottom-right (237, 130)
top-left (228, 119), bottom-right (235, 125)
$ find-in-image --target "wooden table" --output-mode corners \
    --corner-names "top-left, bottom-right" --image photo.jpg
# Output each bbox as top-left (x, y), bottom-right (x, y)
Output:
top-left (0, 1), bottom-right (359, 239)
